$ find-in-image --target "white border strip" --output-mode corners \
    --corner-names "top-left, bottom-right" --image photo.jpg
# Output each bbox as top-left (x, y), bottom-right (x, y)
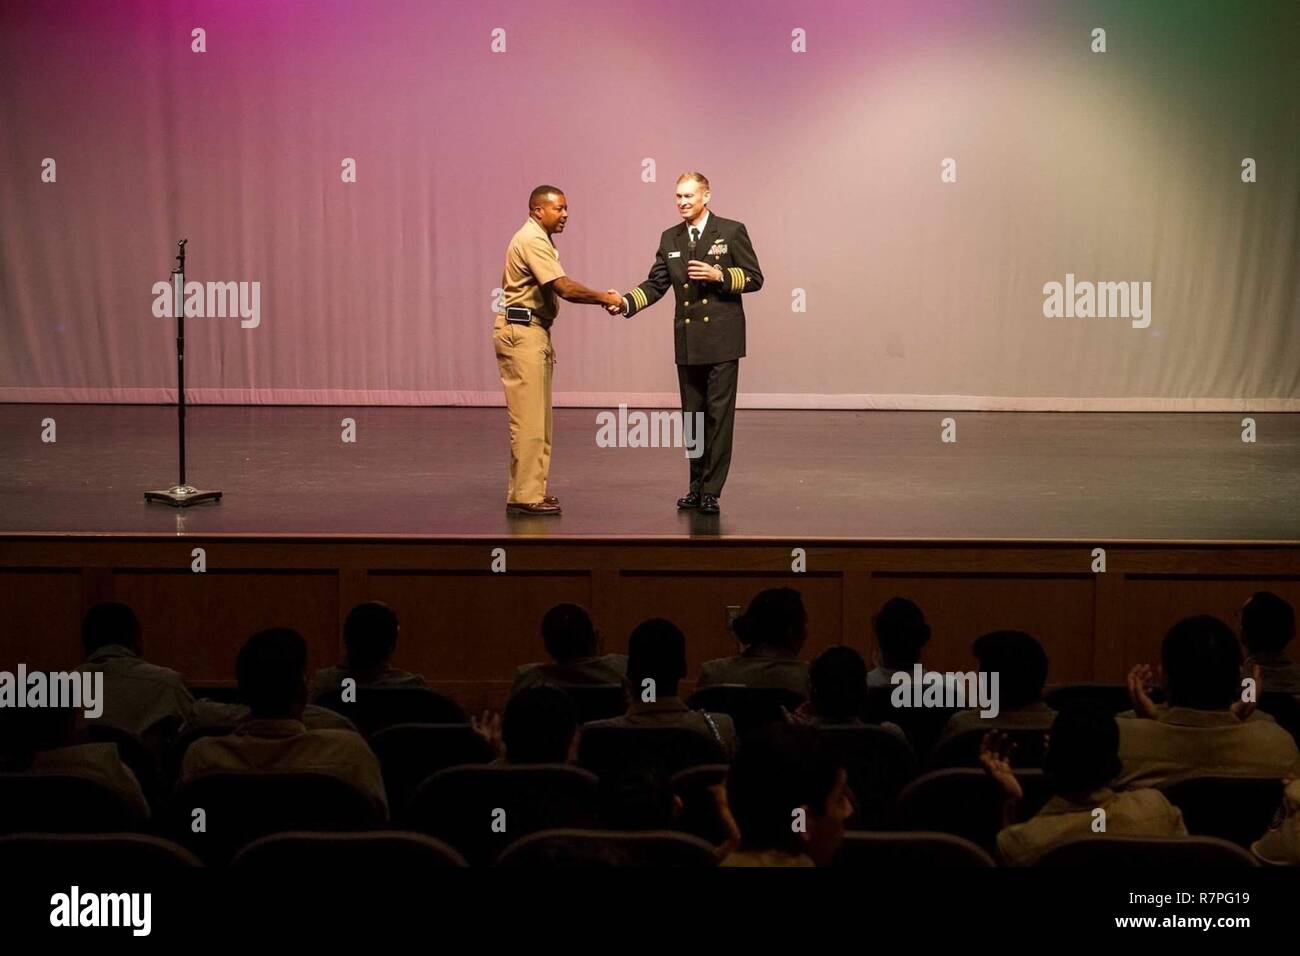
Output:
top-left (1, 387), bottom-right (1296, 412)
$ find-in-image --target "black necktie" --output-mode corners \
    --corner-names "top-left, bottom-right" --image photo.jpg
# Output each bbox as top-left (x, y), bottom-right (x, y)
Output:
top-left (689, 226), bottom-right (698, 250)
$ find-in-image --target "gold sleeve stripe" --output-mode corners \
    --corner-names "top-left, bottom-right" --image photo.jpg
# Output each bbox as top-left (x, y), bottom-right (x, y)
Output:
top-left (632, 288), bottom-right (649, 310)
top-left (728, 268), bottom-right (745, 293)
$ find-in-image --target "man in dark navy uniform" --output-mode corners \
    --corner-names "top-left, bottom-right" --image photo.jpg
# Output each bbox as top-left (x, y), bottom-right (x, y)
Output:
top-left (611, 173), bottom-right (763, 514)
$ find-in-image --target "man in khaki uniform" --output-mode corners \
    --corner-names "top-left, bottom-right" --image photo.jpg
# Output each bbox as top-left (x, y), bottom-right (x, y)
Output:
top-left (1116, 614), bottom-right (1300, 789)
top-left (583, 618), bottom-right (737, 756)
top-left (981, 708), bottom-right (1188, 866)
top-left (495, 185), bottom-right (623, 516)
top-left (181, 628), bottom-right (388, 819)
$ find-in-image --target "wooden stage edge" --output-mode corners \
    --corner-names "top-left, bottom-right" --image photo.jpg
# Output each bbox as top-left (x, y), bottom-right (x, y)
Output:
top-left (2, 533), bottom-right (1298, 713)
top-left (4, 532), bottom-right (1300, 545)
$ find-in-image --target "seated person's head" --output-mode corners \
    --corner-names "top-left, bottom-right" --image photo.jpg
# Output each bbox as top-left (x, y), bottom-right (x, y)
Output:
top-left (541, 603), bottom-right (598, 665)
top-left (871, 597), bottom-right (930, 670)
top-left (343, 601), bottom-right (399, 677)
top-left (1043, 704), bottom-right (1122, 796)
top-left (237, 627), bottom-right (309, 720)
top-left (972, 630), bottom-right (1048, 710)
top-left (809, 645), bottom-right (868, 722)
top-left (81, 602), bottom-right (142, 657)
top-left (626, 618), bottom-right (687, 699)
top-left (502, 686), bottom-right (578, 763)
top-left (732, 587), bottom-right (807, 655)
top-left (1162, 614), bottom-right (1242, 711)
top-left (726, 724), bottom-right (851, 865)
top-left (1240, 591), bottom-right (1295, 661)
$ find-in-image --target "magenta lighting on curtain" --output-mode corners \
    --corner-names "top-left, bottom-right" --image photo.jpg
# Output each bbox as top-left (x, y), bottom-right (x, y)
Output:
top-left (2, 0), bottom-right (1296, 410)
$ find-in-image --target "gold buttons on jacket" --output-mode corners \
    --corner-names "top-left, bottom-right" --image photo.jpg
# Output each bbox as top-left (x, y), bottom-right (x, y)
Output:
top-left (703, 316), bottom-right (710, 323)
top-left (683, 301), bottom-right (690, 307)
top-left (685, 318), bottom-right (691, 324)
top-left (702, 299), bottom-right (709, 305)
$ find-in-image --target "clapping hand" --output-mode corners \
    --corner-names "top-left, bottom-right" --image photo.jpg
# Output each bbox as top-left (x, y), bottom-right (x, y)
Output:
top-left (470, 710), bottom-right (503, 757)
top-left (687, 259), bottom-right (722, 282)
top-left (1126, 663), bottom-right (1161, 719)
top-left (781, 700), bottom-right (816, 725)
top-left (979, 730), bottom-right (1023, 801)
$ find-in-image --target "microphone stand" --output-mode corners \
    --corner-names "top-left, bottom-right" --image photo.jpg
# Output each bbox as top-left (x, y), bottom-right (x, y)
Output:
top-left (145, 239), bottom-right (222, 507)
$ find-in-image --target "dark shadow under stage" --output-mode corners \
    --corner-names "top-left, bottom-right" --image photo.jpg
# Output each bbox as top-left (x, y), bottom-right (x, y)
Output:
top-left (3, 405), bottom-right (1298, 541)
top-left (3, 405), bottom-right (1298, 702)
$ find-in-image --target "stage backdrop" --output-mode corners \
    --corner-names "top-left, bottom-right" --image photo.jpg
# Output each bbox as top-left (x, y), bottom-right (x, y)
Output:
top-left (2, 0), bottom-right (1297, 411)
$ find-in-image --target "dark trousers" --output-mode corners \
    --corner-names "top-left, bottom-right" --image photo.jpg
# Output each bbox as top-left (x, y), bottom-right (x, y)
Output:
top-left (676, 360), bottom-right (738, 497)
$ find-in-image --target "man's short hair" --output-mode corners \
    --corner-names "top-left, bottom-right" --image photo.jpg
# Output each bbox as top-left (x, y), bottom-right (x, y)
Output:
top-left (343, 601), bottom-right (399, 672)
top-left (502, 686), bottom-right (577, 763)
top-left (675, 172), bottom-right (710, 191)
top-left (972, 630), bottom-right (1049, 709)
top-left (731, 587), bottom-right (807, 654)
top-left (1162, 614), bottom-right (1242, 710)
top-left (809, 645), bottom-right (867, 722)
top-left (1241, 591), bottom-right (1296, 656)
top-left (1043, 704), bottom-right (1122, 793)
top-left (81, 602), bottom-right (142, 655)
top-left (237, 627), bottom-right (308, 718)
top-left (727, 724), bottom-right (843, 854)
top-left (626, 618), bottom-right (687, 695)
top-left (871, 597), bottom-right (931, 669)
top-left (529, 184), bottom-right (564, 210)
top-left (541, 603), bottom-right (597, 663)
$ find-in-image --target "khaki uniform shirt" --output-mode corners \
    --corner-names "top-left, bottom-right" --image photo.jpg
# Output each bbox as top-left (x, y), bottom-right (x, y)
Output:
top-left (77, 644), bottom-right (195, 739)
top-left (1245, 654), bottom-right (1300, 695)
top-left (585, 697), bottom-right (737, 756)
top-left (313, 665), bottom-right (426, 697)
top-left (1253, 778), bottom-right (1300, 865)
top-left (935, 701), bottom-right (1056, 751)
top-left (501, 217), bottom-right (565, 323)
top-left (997, 787), bottom-right (1187, 866)
top-left (511, 654), bottom-right (629, 697)
top-left (31, 743), bottom-right (151, 821)
top-left (191, 699), bottom-right (359, 733)
top-left (181, 717), bottom-right (388, 818)
top-left (720, 848), bottom-right (815, 867)
top-left (1115, 706), bottom-right (1300, 790)
top-left (697, 651), bottom-right (810, 697)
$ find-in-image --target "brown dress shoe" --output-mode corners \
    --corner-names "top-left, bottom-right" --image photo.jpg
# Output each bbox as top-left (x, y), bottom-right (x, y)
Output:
top-left (543, 496), bottom-right (560, 506)
top-left (506, 500), bottom-right (562, 516)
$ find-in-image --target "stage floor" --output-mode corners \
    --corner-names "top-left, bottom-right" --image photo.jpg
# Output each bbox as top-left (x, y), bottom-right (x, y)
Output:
top-left (1, 405), bottom-right (1297, 541)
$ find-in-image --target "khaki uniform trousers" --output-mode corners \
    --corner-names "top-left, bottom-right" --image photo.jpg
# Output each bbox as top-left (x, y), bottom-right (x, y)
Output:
top-left (493, 313), bottom-right (554, 504)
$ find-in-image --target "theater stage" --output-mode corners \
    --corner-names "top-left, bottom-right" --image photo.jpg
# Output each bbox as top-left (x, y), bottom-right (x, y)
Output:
top-left (2, 404), bottom-right (1298, 710)
top-left (2, 405), bottom-right (1297, 540)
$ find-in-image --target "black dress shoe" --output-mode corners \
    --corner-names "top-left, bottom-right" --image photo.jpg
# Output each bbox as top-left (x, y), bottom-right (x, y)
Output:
top-left (676, 492), bottom-right (701, 510)
top-left (698, 494), bottom-right (720, 515)
top-left (506, 500), bottom-right (561, 516)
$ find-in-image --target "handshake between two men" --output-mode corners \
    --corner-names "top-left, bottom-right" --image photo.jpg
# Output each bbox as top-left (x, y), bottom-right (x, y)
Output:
top-left (601, 260), bottom-right (726, 315)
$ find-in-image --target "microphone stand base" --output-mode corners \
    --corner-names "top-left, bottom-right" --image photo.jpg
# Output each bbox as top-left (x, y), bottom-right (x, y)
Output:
top-left (144, 484), bottom-right (223, 507)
